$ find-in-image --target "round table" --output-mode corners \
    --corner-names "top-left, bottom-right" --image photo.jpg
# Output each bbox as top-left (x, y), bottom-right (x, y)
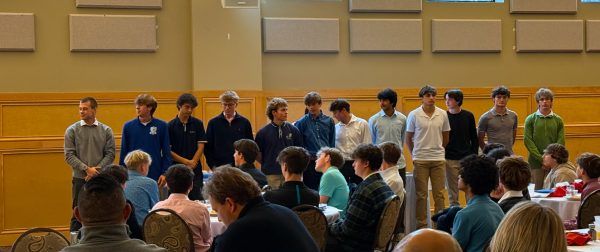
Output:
top-left (531, 195), bottom-right (580, 221)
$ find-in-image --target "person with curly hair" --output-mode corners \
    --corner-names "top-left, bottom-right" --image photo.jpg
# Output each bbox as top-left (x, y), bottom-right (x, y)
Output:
top-left (452, 154), bottom-right (504, 252)
top-left (542, 143), bottom-right (576, 189)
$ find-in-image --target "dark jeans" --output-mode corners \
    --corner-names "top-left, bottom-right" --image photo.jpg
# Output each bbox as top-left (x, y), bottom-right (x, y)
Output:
top-left (303, 159), bottom-right (322, 191)
top-left (70, 177), bottom-right (86, 232)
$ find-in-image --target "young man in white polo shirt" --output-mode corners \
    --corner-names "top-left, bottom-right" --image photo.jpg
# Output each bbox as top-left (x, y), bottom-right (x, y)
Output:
top-left (406, 85), bottom-right (450, 229)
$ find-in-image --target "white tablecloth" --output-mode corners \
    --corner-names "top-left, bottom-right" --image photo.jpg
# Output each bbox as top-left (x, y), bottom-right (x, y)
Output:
top-left (209, 205), bottom-right (341, 237)
top-left (405, 173), bottom-right (431, 232)
top-left (531, 196), bottom-right (580, 221)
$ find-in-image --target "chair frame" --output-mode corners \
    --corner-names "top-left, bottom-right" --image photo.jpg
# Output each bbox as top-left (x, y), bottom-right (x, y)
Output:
top-left (11, 227), bottom-right (70, 252)
top-left (292, 204), bottom-right (328, 252)
top-left (387, 196), bottom-right (406, 250)
top-left (373, 195), bottom-right (401, 252)
top-left (143, 208), bottom-right (195, 252)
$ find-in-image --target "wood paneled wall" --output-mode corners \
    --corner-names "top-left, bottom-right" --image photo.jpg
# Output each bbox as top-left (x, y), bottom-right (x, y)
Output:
top-left (1, 87), bottom-right (599, 245)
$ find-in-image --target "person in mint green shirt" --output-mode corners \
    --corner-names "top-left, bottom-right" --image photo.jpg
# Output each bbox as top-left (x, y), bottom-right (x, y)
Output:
top-left (524, 88), bottom-right (565, 189)
top-left (315, 147), bottom-right (349, 215)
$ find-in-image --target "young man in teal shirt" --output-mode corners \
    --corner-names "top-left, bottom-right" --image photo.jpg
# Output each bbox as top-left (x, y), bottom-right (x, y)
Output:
top-left (315, 147), bottom-right (349, 215)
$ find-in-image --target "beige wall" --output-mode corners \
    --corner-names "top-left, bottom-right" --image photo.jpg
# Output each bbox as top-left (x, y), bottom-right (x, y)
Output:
top-left (261, 1), bottom-right (600, 90)
top-left (0, 0), bottom-right (192, 92)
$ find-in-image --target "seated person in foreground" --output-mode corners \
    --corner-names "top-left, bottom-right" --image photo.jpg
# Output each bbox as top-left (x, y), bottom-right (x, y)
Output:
top-left (576, 153), bottom-right (600, 229)
top-left (101, 164), bottom-right (143, 240)
top-left (378, 142), bottom-right (405, 204)
top-left (61, 175), bottom-right (166, 252)
top-left (452, 155), bottom-right (504, 252)
top-left (263, 146), bottom-right (319, 208)
top-left (542, 143), bottom-right (576, 188)
top-left (496, 156), bottom-right (531, 213)
top-left (123, 150), bottom-right (160, 226)
top-left (327, 144), bottom-right (395, 252)
top-left (488, 201), bottom-right (567, 252)
top-left (152, 164), bottom-right (212, 252)
top-left (203, 166), bottom-right (319, 252)
top-left (393, 228), bottom-right (462, 252)
top-left (232, 139), bottom-right (267, 187)
top-left (315, 147), bottom-right (349, 213)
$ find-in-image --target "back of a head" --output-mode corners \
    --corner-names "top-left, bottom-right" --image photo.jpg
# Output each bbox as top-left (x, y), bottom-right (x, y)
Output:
top-left (233, 139), bottom-right (260, 163)
top-left (489, 201), bottom-right (567, 252)
top-left (165, 164), bottom-right (194, 194)
top-left (486, 148), bottom-right (511, 163)
top-left (394, 229), bottom-right (462, 252)
top-left (101, 164), bottom-right (129, 185)
top-left (483, 143), bottom-right (505, 155)
top-left (203, 165), bottom-right (261, 205)
top-left (577, 152), bottom-right (600, 179)
top-left (379, 142), bottom-right (401, 165)
top-left (277, 146), bottom-right (310, 174)
top-left (124, 150), bottom-right (152, 170)
top-left (352, 143), bottom-right (383, 171)
top-left (497, 156), bottom-right (531, 191)
top-left (77, 174), bottom-right (126, 226)
top-left (459, 154), bottom-right (499, 195)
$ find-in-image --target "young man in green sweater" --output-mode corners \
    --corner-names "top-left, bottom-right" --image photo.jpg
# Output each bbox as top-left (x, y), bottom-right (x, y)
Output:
top-left (524, 88), bottom-right (565, 189)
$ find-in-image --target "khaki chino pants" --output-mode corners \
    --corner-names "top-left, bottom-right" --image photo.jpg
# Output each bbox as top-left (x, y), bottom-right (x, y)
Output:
top-left (413, 160), bottom-right (446, 229)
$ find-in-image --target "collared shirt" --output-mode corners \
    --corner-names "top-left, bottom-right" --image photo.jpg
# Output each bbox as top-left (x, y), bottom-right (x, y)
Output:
top-left (79, 119), bottom-right (99, 126)
top-left (335, 114), bottom-right (371, 160)
top-left (125, 170), bottom-right (160, 226)
top-left (319, 166), bottom-right (349, 215)
top-left (294, 112), bottom-right (335, 157)
top-left (379, 165), bottom-right (405, 204)
top-left (255, 122), bottom-right (303, 175)
top-left (368, 110), bottom-right (407, 168)
top-left (406, 106), bottom-right (451, 161)
top-left (535, 110), bottom-right (555, 117)
top-left (168, 115), bottom-right (207, 177)
top-left (152, 193), bottom-right (212, 252)
top-left (452, 195), bottom-right (504, 252)
top-left (329, 173), bottom-right (394, 252)
top-left (65, 119), bottom-right (115, 179)
top-left (205, 112), bottom-right (253, 168)
top-left (498, 190), bottom-right (523, 203)
top-left (478, 108), bottom-right (518, 153)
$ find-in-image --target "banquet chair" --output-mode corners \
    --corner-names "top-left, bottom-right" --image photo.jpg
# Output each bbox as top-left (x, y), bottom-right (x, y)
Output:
top-left (11, 227), bottom-right (69, 252)
top-left (388, 196), bottom-right (406, 249)
top-left (143, 208), bottom-right (194, 252)
top-left (373, 195), bottom-right (401, 252)
top-left (292, 204), bottom-right (328, 251)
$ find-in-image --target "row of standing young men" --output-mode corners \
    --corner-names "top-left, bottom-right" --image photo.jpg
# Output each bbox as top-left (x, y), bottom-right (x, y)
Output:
top-left (65, 85), bottom-right (564, 231)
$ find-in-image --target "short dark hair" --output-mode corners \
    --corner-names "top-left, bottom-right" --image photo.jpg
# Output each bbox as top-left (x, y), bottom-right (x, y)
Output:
top-left (491, 86), bottom-right (511, 98)
top-left (444, 89), bottom-right (464, 106)
top-left (77, 174), bottom-right (126, 225)
top-left (483, 143), bottom-right (505, 155)
top-left (266, 98), bottom-right (288, 121)
top-left (176, 93), bottom-right (198, 110)
top-left (459, 155), bottom-right (499, 195)
top-left (233, 139), bottom-right (260, 164)
top-left (165, 164), bottom-right (194, 194)
top-left (544, 143), bottom-right (569, 164)
top-left (577, 153), bottom-right (600, 179)
top-left (101, 164), bottom-right (128, 184)
top-left (80, 97), bottom-right (98, 110)
top-left (304, 92), bottom-right (322, 106)
top-left (277, 146), bottom-right (310, 175)
top-left (203, 165), bottom-right (261, 205)
top-left (486, 148), bottom-right (511, 163)
top-left (135, 94), bottom-right (158, 116)
top-left (317, 147), bottom-right (345, 169)
top-left (329, 99), bottom-right (350, 113)
top-left (419, 85), bottom-right (437, 97)
top-left (377, 88), bottom-right (398, 108)
top-left (498, 157), bottom-right (531, 191)
top-left (378, 142), bottom-right (401, 165)
top-left (352, 143), bottom-right (383, 171)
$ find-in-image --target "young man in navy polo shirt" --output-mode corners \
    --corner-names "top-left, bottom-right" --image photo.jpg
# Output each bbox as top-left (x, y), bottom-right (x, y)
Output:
top-left (168, 93), bottom-right (207, 200)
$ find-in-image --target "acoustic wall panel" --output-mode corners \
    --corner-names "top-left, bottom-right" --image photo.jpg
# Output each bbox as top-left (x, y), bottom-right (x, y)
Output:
top-left (510, 0), bottom-right (577, 14)
top-left (0, 13), bottom-right (35, 51)
top-left (69, 14), bottom-right (157, 52)
top-left (431, 19), bottom-right (502, 53)
top-left (587, 20), bottom-right (600, 52)
top-left (515, 20), bottom-right (583, 52)
top-left (349, 0), bottom-right (422, 13)
top-left (76, 0), bottom-right (162, 9)
top-left (222, 0), bottom-right (259, 8)
top-left (263, 18), bottom-right (339, 52)
top-left (349, 19), bottom-right (422, 53)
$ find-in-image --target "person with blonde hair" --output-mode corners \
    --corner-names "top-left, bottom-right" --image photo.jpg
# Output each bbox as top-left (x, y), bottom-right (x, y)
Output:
top-left (489, 201), bottom-right (567, 252)
top-left (123, 150), bottom-right (159, 226)
top-left (393, 228), bottom-right (462, 252)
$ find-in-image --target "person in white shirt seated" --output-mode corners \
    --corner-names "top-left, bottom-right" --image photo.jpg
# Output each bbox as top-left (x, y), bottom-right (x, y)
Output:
top-left (378, 141), bottom-right (405, 204)
top-left (152, 165), bottom-right (212, 252)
